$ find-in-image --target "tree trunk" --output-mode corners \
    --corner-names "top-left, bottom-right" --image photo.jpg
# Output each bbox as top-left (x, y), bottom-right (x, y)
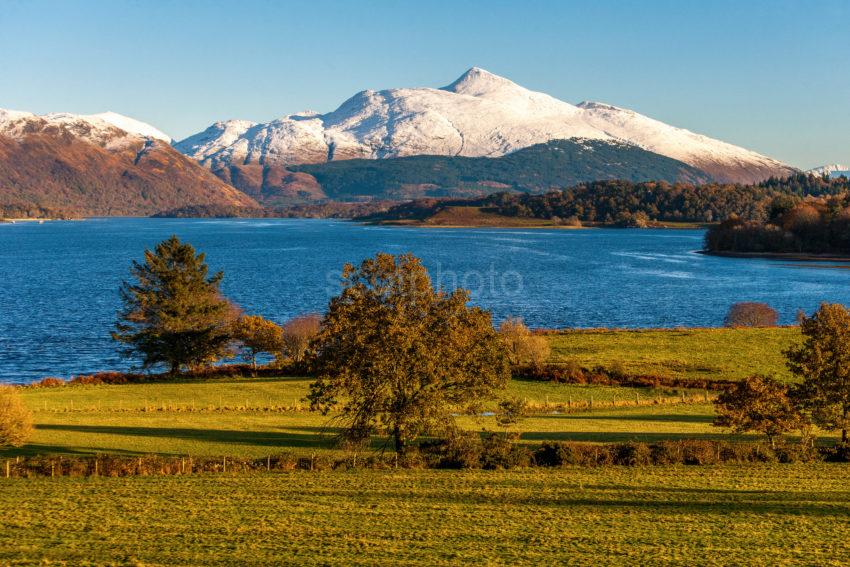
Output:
top-left (393, 425), bottom-right (404, 454)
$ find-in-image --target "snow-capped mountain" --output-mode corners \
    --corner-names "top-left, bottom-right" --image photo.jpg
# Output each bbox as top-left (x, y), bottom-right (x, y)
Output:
top-left (807, 164), bottom-right (850, 178)
top-left (0, 108), bottom-right (171, 146)
top-left (176, 67), bottom-right (796, 184)
top-left (0, 107), bottom-right (255, 216)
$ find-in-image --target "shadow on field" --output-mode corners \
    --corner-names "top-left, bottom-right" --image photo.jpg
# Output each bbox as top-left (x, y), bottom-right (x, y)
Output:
top-left (586, 485), bottom-right (838, 499)
top-left (425, 494), bottom-right (850, 517)
top-left (0, 444), bottom-right (145, 457)
top-left (532, 414), bottom-right (714, 424)
top-left (519, 431), bottom-right (730, 443)
top-left (34, 424), bottom-right (338, 452)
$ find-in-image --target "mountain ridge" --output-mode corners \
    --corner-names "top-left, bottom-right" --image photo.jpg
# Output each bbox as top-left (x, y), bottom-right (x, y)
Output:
top-left (807, 164), bottom-right (850, 178)
top-left (176, 67), bottom-right (796, 185)
top-left (0, 108), bottom-right (257, 216)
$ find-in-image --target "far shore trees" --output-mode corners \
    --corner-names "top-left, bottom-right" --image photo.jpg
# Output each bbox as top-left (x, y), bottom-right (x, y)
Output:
top-left (0, 386), bottom-right (32, 448)
top-left (724, 302), bottom-right (779, 328)
top-left (113, 235), bottom-right (236, 374)
top-left (786, 303), bottom-right (850, 444)
top-left (712, 375), bottom-right (799, 447)
top-left (307, 253), bottom-right (510, 453)
top-left (231, 315), bottom-right (284, 371)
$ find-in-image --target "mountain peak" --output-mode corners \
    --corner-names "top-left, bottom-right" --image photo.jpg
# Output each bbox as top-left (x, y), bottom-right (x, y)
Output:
top-left (441, 67), bottom-right (521, 96)
top-left (177, 68), bottom-right (795, 184)
top-left (807, 164), bottom-right (850, 178)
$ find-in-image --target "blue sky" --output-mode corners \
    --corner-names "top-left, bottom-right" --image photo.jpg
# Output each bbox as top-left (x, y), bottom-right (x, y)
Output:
top-left (0, 0), bottom-right (847, 168)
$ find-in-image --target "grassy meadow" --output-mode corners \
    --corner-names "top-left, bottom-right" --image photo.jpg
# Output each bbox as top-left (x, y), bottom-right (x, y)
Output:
top-left (548, 327), bottom-right (800, 381)
top-left (0, 326), bottom-right (810, 459)
top-left (3, 465), bottom-right (849, 565)
top-left (7, 377), bottom-right (721, 458)
top-left (5, 325), bottom-right (845, 566)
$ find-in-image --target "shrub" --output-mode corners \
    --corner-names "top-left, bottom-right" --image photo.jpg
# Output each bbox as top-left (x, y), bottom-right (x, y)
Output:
top-left (534, 442), bottom-right (581, 466)
top-left (679, 440), bottom-right (722, 465)
top-left (34, 377), bottom-right (65, 388)
top-left (613, 442), bottom-right (653, 466)
top-left (0, 386), bottom-right (33, 447)
top-left (480, 433), bottom-right (531, 470)
top-left (282, 314), bottom-right (322, 363)
top-left (498, 317), bottom-right (551, 368)
top-left (724, 302), bottom-right (779, 327)
top-left (773, 442), bottom-right (821, 464)
top-left (533, 442), bottom-right (604, 466)
top-left (495, 398), bottom-right (528, 430)
top-left (821, 443), bottom-right (850, 463)
top-left (69, 372), bottom-right (132, 385)
top-left (420, 432), bottom-right (483, 469)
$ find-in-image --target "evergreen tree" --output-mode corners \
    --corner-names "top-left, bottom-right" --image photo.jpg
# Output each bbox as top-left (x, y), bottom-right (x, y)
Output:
top-left (112, 236), bottom-right (235, 374)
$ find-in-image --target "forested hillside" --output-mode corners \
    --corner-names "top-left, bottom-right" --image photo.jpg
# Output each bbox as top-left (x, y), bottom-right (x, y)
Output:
top-left (290, 139), bottom-right (711, 201)
top-left (360, 174), bottom-right (850, 227)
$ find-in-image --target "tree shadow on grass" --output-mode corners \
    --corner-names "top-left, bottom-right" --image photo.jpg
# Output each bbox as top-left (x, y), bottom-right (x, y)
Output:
top-left (519, 431), bottom-right (731, 443)
top-left (530, 413), bottom-right (714, 424)
top-left (0, 444), bottom-right (144, 458)
top-left (33, 424), bottom-right (337, 454)
top-left (584, 484), bottom-right (850, 500)
top-left (399, 491), bottom-right (850, 518)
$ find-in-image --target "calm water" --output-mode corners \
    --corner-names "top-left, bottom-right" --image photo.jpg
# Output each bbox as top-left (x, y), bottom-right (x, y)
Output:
top-left (2, 218), bottom-right (849, 382)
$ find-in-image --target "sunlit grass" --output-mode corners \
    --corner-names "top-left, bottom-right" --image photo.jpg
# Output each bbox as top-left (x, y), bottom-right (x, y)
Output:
top-left (2, 465), bottom-right (849, 565)
top-left (546, 327), bottom-right (799, 381)
top-left (5, 375), bottom-right (733, 458)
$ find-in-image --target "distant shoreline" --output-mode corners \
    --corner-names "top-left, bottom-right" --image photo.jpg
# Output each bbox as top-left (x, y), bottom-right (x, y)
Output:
top-left (698, 250), bottom-right (850, 263)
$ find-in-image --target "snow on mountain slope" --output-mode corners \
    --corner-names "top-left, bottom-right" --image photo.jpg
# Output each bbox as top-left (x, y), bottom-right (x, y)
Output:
top-left (807, 164), bottom-right (850, 178)
top-left (176, 67), bottom-right (796, 184)
top-left (575, 101), bottom-right (792, 183)
top-left (0, 108), bottom-right (172, 147)
top-left (90, 111), bottom-right (172, 142)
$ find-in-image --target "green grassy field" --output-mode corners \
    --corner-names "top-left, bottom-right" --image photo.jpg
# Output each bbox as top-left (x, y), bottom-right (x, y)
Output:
top-left (548, 327), bottom-right (800, 381)
top-left (3, 465), bottom-right (848, 565)
top-left (3, 326), bottom-right (843, 565)
top-left (0, 327), bottom-right (811, 459)
top-left (7, 377), bottom-right (722, 458)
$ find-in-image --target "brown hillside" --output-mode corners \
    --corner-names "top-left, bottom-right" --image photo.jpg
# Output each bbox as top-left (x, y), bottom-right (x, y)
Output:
top-left (0, 133), bottom-right (258, 216)
top-left (213, 164), bottom-right (326, 204)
